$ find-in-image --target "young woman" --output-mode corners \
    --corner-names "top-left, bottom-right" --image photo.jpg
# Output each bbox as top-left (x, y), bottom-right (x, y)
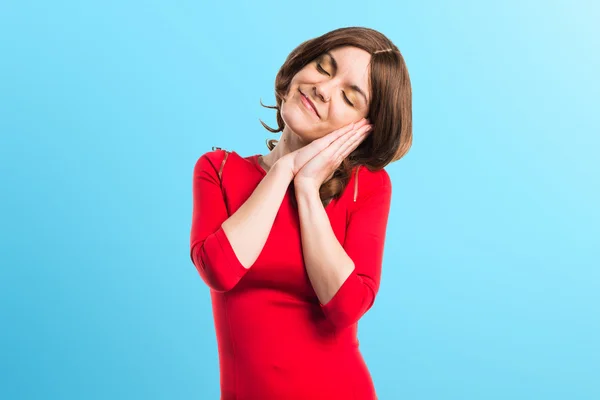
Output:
top-left (190, 26), bottom-right (412, 400)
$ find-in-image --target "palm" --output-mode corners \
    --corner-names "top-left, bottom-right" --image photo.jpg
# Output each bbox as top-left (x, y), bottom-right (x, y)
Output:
top-left (292, 121), bottom-right (372, 190)
top-left (283, 118), bottom-right (370, 175)
top-left (294, 152), bottom-right (333, 184)
top-left (286, 140), bottom-right (329, 176)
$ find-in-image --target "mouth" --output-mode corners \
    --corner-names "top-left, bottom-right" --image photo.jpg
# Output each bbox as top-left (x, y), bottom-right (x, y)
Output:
top-left (299, 89), bottom-right (320, 119)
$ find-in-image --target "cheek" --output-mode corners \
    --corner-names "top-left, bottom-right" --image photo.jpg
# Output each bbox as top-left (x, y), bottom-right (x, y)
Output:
top-left (327, 107), bottom-right (355, 128)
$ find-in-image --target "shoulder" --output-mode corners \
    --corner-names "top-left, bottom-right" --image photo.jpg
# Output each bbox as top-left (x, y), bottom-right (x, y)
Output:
top-left (364, 166), bottom-right (391, 189)
top-left (193, 148), bottom-right (250, 177)
top-left (351, 165), bottom-right (392, 201)
top-left (194, 149), bottom-right (226, 173)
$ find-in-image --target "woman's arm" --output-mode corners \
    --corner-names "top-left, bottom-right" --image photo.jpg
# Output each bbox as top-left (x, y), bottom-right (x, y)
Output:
top-left (295, 171), bottom-right (392, 329)
top-left (221, 160), bottom-right (293, 268)
top-left (190, 153), bottom-right (293, 292)
top-left (294, 186), bottom-right (355, 303)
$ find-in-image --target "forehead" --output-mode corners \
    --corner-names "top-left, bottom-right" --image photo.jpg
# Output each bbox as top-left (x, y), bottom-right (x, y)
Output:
top-left (325, 46), bottom-right (371, 97)
top-left (328, 46), bottom-right (372, 71)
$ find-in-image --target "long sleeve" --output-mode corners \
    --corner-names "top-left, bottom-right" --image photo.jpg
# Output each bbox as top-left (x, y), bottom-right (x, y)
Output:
top-left (320, 170), bottom-right (392, 329)
top-left (189, 152), bottom-right (249, 292)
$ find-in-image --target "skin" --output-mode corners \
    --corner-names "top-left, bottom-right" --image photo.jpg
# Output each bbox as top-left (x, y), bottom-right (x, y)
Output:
top-left (258, 45), bottom-right (376, 306)
top-left (259, 45), bottom-right (374, 183)
top-left (217, 46), bottom-right (378, 308)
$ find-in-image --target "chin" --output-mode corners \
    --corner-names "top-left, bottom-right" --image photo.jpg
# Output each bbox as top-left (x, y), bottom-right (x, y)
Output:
top-left (281, 98), bottom-right (322, 141)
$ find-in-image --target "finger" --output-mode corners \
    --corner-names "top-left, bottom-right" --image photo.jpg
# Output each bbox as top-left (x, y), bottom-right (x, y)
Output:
top-left (316, 128), bottom-right (365, 171)
top-left (294, 125), bottom-right (356, 168)
top-left (321, 117), bottom-right (368, 144)
top-left (353, 118), bottom-right (369, 130)
top-left (321, 126), bottom-right (363, 159)
top-left (311, 122), bottom-right (356, 152)
top-left (333, 125), bottom-right (371, 161)
top-left (306, 118), bottom-right (368, 158)
top-left (329, 118), bottom-right (364, 139)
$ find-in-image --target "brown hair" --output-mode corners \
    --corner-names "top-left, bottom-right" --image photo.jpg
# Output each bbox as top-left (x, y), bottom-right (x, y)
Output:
top-left (259, 26), bottom-right (412, 207)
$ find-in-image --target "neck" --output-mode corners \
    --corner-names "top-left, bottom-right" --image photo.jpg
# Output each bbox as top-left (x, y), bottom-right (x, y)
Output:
top-left (261, 126), bottom-right (310, 169)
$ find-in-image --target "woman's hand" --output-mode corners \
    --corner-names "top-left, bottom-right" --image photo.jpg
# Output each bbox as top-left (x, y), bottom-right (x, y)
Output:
top-left (276, 118), bottom-right (371, 180)
top-left (292, 119), bottom-right (373, 193)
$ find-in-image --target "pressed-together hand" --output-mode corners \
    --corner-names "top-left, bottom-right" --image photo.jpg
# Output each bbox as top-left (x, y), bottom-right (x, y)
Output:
top-left (289, 118), bottom-right (372, 192)
top-left (278, 118), bottom-right (372, 179)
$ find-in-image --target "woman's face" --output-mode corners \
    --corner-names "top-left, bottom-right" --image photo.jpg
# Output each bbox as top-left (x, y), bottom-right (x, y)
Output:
top-left (281, 45), bottom-right (371, 141)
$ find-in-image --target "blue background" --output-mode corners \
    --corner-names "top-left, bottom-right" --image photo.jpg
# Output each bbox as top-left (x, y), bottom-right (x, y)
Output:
top-left (1, 1), bottom-right (598, 399)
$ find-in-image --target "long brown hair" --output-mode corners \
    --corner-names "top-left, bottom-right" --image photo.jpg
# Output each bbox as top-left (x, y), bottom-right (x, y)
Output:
top-left (259, 26), bottom-right (412, 207)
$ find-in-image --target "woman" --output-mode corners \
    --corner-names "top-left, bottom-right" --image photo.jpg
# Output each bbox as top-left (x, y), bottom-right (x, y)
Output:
top-left (190, 26), bottom-right (412, 399)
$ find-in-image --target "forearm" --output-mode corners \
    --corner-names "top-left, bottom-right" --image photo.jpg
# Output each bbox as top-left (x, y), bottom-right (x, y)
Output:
top-left (221, 162), bottom-right (293, 268)
top-left (295, 185), bottom-right (354, 305)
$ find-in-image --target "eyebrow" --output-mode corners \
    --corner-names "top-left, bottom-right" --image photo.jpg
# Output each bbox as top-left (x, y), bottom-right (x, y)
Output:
top-left (323, 52), bottom-right (369, 106)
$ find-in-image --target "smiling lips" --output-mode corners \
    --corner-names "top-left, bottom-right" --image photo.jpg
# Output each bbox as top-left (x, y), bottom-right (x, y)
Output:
top-left (299, 90), bottom-right (319, 118)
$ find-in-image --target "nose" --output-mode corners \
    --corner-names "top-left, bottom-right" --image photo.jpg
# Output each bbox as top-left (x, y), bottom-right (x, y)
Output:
top-left (313, 85), bottom-right (331, 103)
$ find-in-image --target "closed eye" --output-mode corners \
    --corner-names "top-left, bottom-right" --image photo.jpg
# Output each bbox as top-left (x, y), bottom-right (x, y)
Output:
top-left (316, 63), bottom-right (355, 108)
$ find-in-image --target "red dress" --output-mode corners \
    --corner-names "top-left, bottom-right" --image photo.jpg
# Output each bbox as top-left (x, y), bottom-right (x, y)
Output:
top-left (189, 149), bottom-right (392, 400)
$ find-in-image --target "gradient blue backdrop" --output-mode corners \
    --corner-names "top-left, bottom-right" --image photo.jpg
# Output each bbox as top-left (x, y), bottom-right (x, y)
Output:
top-left (1, 1), bottom-right (598, 399)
